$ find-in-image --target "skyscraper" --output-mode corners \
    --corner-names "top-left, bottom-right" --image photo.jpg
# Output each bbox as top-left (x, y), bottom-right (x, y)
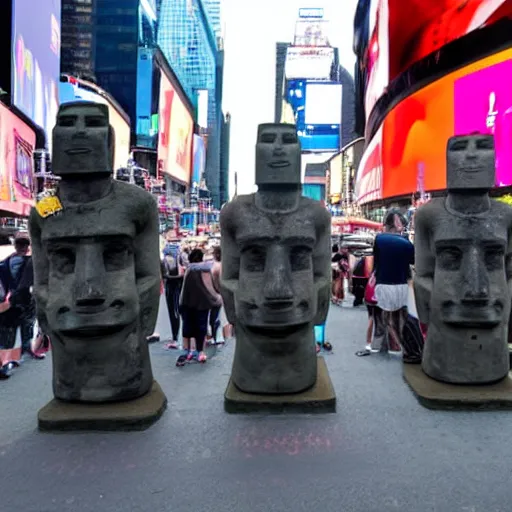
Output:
top-left (202, 0), bottom-right (222, 38)
top-left (60, 0), bottom-right (96, 81)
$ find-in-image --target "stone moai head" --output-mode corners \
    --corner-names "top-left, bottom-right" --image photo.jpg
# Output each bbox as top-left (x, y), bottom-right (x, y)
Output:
top-left (52, 101), bottom-right (114, 176)
top-left (43, 231), bottom-right (152, 402)
top-left (446, 134), bottom-right (495, 191)
top-left (255, 123), bottom-right (301, 186)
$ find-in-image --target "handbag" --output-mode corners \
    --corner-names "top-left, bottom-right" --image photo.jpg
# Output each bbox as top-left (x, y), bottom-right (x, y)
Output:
top-left (364, 272), bottom-right (378, 305)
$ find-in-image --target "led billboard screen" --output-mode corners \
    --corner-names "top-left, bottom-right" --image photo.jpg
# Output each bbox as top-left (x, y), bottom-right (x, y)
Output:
top-left (355, 48), bottom-right (512, 204)
top-left (305, 83), bottom-right (342, 125)
top-left (285, 47), bottom-right (335, 80)
top-left (0, 103), bottom-right (36, 216)
top-left (158, 73), bottom-right (194, 185)
top-left (12, 0), bottom-right (61, 139)
top-left (454, 58), bottom-right (512, 186)
top-left (192, 134), bottom-right (206, 187)
top-left (59, 82), bottom-right (131, 172)
top-left (294, 19), bottom-right (330, 46)
top-left (363, 0), bottom-right (511, 120)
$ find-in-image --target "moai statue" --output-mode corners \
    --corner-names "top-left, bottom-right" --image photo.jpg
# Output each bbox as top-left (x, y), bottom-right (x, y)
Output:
top-left (414, 134), bottom-right (512, 384)
top-left (220, 123), bottom-right (331, 394)
top-left (29, 102), bottom-right (161, 402)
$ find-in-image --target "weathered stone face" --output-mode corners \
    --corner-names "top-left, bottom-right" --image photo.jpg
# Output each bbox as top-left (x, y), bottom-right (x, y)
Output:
top-left (52, 102), bottom-right (113, 176)
top-left (446, 134), bottom-right (495, 190)
top-left (220, 194), bottom-right (331, 395)
top-left (255, 123), bottom-right (301, 186)
top-left (29, 179), bottom-right (161, 403)
top-left (414, 134), bottom-right (512, 384)
top-left (45, 235), bottom-right (140, 342)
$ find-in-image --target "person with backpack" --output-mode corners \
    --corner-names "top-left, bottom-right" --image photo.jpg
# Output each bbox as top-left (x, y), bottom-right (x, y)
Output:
top-left (162, 240), bottom-right (185, 349)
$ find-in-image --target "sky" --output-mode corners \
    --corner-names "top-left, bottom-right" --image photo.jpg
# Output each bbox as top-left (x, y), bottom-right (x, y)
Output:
top-left (221, 0), bottom-right (359, 197)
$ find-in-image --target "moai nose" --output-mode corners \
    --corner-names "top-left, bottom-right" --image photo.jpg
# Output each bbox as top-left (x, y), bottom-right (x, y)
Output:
top-left (73, 244), bottom-right (107, 308)
top-left (263, 246), bottom-right (294, 303)
top-left (462, 248), bottom-right (489, 303)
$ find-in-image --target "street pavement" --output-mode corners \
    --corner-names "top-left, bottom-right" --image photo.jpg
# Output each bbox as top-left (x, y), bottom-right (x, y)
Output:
top-left (2, 296), bottom-right (512, 512)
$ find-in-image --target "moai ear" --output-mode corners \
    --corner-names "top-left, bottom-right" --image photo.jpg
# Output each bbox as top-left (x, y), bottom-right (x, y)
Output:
top-left (314, 279), bottom-right (330, 325)
top-left (220, 281), bottom-right (237, 325)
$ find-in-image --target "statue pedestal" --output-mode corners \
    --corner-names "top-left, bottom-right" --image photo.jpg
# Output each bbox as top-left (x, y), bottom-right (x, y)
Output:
top-left (224, 357), bottom-right (336, 414)
top-left (38, 381), bottom-right (167, 431)
top-left (403, 364), bottom-right (512, 410)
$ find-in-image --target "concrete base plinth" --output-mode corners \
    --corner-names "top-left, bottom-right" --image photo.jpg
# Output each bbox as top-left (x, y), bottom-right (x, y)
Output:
top-left (38, 381), bottom-right (167, 431)
top-left (403, 364), bottom-right (512, 410)
top-left (224, 357), bottom-right (336, 414)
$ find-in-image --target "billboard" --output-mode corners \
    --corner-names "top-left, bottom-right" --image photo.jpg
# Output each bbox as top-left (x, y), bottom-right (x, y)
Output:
top-left (285, 47), bottom-right (335, 80)
top-left (197, 90), bottom-right (209, 129)
top-left (454, 59), bottom-right (512, 187)
top-left (192, 134), bottom-right (206, 187)
top-left (386, 0), bottom-right (511, 81)
top-left (305, 83), bottom-right (342, 125)
top-left (283, 80), bottom-right (341, 151)
top-left (158, 73), bottom-right (194, 185)
top-left (59, 82), bottom-right (131, 172)
top-left (294, 20), bottom-right (330, 46)
top-left (328, 153), bottom-right (343, 202)
top-left (355, 48), bottom-right (512, 204)
top-left (0, 103), bottom-right (36, 216)
top-left (12, 0), bottom-right (61, 139)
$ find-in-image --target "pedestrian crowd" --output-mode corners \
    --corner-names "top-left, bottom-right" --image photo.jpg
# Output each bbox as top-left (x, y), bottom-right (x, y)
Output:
top-left (0, 207), bottom-right (424, 379)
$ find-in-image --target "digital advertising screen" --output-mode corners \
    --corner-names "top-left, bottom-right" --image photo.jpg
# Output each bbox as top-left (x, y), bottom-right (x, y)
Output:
top-left (12, 0), bottom-right (61, 140)
top-left (301, 82), bottom-right (341, 152)
top-left (0, 103), bottom-right (36, 216)
top-left (59, 82), bottom-right (131, 172)
top-left (355, 48), bottom-right (512, 204)
top-left (305, 83), bottom-right (342, 125)
top-left (454, 58), bottom-right (512, 186)
top-left (293, 19), bottom-right (330, 46)
top-left (192, 134), bottom-right (206, 187)
top-left (363, 0), bottom-right (511, 121)
top-left (285, 47), bottom-right (335, 80)
top-left (158, 73), bottom-right (194, 185)
top-left (328, 152), bottom-right (343, 203)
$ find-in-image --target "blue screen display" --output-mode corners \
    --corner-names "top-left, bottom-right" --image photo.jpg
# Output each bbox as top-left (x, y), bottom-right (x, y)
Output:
top-left (12, 0), bottom-right (61, 138)
top-left (285, 79), bottom-right (340, 152)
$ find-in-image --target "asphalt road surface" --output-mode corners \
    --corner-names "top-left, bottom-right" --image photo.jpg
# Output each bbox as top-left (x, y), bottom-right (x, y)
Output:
top-left (1, 296), bottom-right (512, 512)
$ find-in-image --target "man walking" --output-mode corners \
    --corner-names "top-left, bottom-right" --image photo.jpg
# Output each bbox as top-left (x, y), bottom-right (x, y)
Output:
top-left (0, 231), bottom-right (44, 360)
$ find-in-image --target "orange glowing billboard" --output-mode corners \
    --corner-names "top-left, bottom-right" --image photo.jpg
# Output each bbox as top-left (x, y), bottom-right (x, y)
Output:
top-left (158, 73), bottom-right (194, 185)
top-left (355, 48), bottom-right (512, 204)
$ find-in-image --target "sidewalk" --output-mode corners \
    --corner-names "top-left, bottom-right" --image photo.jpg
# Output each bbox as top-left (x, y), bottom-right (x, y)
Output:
top-left (1, 302), bottom-right (512, 512)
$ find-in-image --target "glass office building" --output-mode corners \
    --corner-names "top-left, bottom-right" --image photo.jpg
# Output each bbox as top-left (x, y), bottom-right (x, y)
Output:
top-left (61, 0), bottom-right (158, 156)
top-left (61, 0), bottom-right (96, 80)
top-left (158, 0), bottom-right (222, 207)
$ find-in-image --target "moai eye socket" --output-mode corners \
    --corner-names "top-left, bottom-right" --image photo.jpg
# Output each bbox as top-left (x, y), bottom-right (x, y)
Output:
top-left (103, 239), bottom-right (134, 272)
top-left (476, 138), bottom-right (494, 150)
top-left (241, 245), bottom-right (266, 272)
top-left (282, 133), bottom-right (298, 144)
top-left (437, 246), bottom-right (463, 271)
top-left (49, 246), bottom-right (76, 275)
top-left (86, 116), bottom-right (108, 128)
top-left (449, 140), bottom-right (468, 151)
top-left (289, 245), bottom-right (312, 271)
top-left (484, 245), bottom-right (505, 271)
top-left (58, 116), bottom-right (77, 127)
top-left (259, 133), bottom-right (276, 143)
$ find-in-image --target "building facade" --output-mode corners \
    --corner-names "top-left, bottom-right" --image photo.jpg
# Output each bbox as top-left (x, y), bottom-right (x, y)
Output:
top-left (157, 0), bottom-right (222, 207)
top-left (60, 0), bottom-right (158, 151)
top-left (61, 0), bottom-right (96, 81)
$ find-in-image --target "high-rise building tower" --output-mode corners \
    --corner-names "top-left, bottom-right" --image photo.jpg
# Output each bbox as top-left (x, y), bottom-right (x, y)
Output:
top-left (202, 0), bottom-right (222, 38)
top-left (60, 0), bottom-right (96, 81)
